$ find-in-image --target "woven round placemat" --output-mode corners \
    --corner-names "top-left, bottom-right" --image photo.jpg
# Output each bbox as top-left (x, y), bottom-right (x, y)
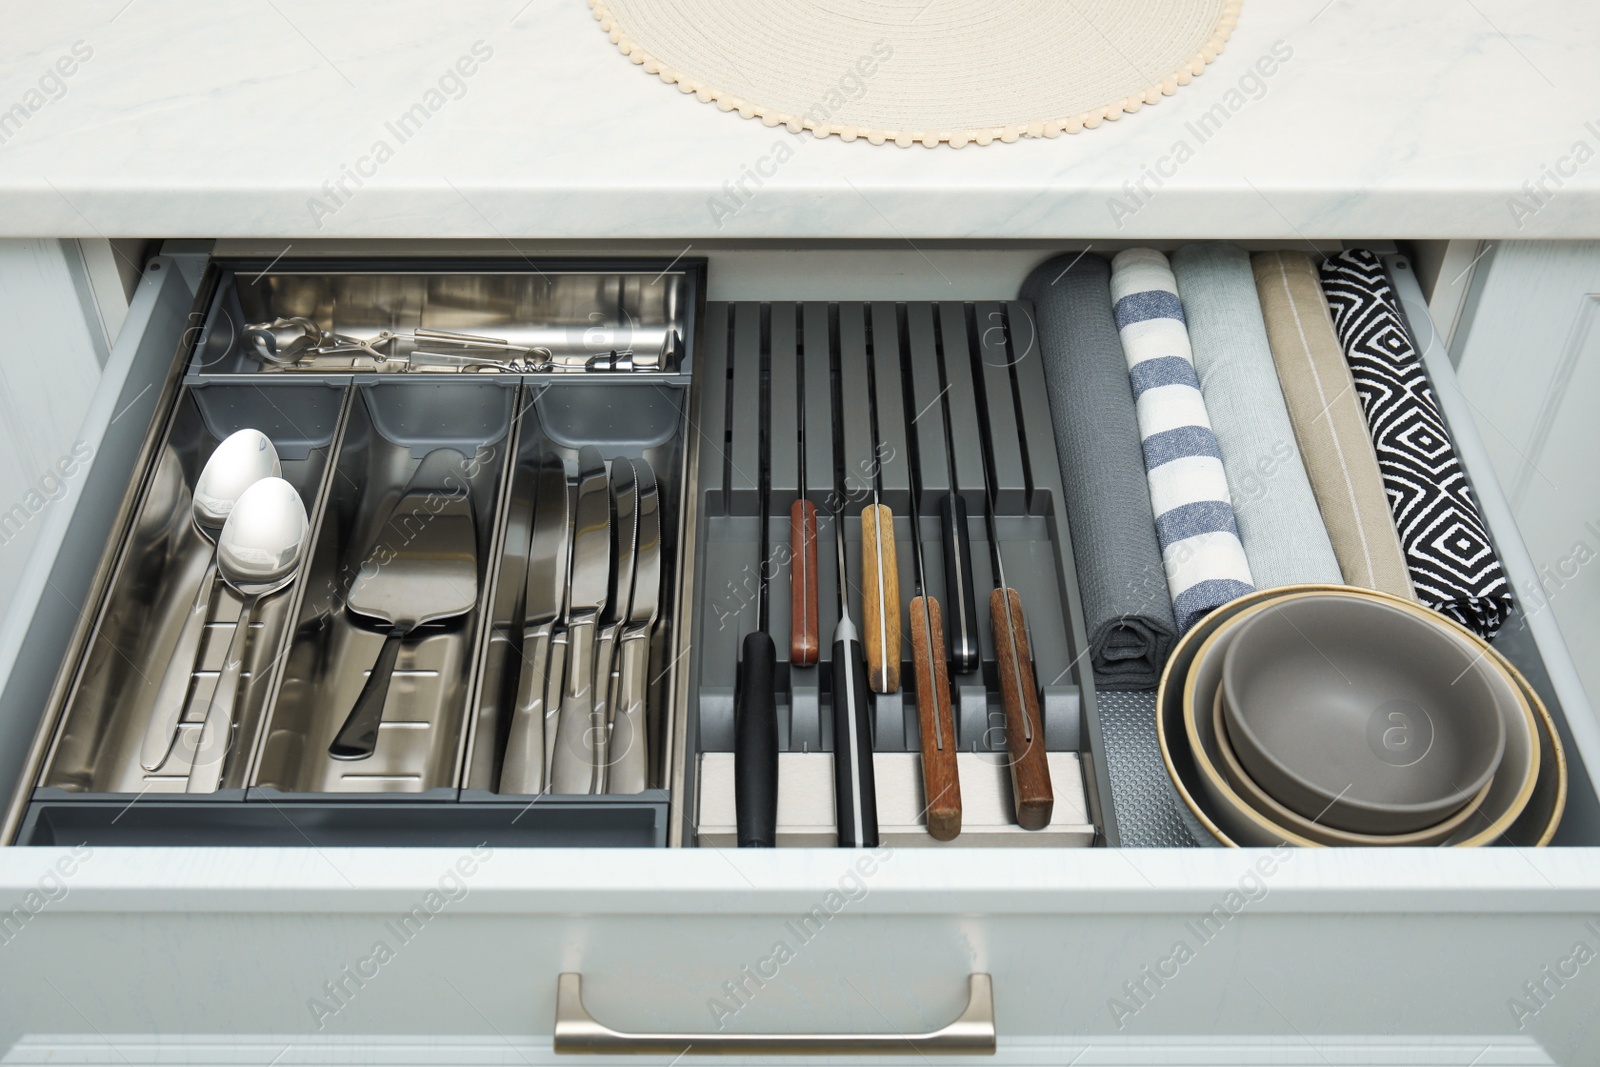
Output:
top-left (590, 0), bottom-right (1241, 147)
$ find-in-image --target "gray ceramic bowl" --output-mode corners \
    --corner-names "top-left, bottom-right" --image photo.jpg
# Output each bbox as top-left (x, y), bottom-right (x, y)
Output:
top-left (1221, 594), bottom-right (1505, 834)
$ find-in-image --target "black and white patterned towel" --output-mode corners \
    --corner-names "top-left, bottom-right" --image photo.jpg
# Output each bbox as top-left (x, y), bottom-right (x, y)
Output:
top-left (1319, 249), bottom-right (1513, 638)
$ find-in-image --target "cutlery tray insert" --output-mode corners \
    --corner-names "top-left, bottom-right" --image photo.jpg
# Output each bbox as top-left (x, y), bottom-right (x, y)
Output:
top-left (15, 256), bottom-right (705, 846)
top-left (683, 301), bottom-right (1102, 846)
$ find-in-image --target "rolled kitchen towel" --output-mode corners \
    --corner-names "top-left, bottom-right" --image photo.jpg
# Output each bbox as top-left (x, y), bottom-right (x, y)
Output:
top-left (1171, 243), bottom-right (1343, 588)
top-left (1251, 251), bottom-right (1414, 599)
top-left (1110, 248), bottom-right (1254, 633)
top-left (1320, 249), bottom-right (1513, 638)
top-left (1022, 253), bottom-right (1177, 689)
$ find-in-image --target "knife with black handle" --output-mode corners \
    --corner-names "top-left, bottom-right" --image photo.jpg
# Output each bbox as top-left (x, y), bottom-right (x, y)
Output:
top-left (938, 490), bottom-right (981, 674)
top-left (735, 332), bottom-right (779, 846)
top-left (829, 518), bottom-right (878, 848)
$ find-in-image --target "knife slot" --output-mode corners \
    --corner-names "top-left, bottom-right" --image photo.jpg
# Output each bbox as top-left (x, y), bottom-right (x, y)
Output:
top-left (767, 303), bottom-right (801, 510)
top-left (837, 303), bottom-right (876, 509)
top-left (903, 303), bottom-right (952, 508)
top-left (936, 302), bottom-right (991, 510)
top-left (869, 301), bottom-right (912, 513)
top-left (966, 301), bottom-right (1030, 514)
top-left (727, 302), bottom-right (763, 516)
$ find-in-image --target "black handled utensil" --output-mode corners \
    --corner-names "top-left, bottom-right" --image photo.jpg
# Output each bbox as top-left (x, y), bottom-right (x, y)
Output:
top-left (735, 327), bottom-right (779, 847)
top-left (830, 310), bottom-right (879, 849)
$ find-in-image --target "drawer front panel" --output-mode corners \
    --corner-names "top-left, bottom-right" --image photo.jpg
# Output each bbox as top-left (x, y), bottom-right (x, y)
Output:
top-left (0, 849), bottom-right (1594, 1062)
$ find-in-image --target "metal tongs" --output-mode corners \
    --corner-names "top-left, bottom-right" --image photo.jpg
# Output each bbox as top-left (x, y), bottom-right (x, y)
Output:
top-left (243, 317), bottom-right (558, 372)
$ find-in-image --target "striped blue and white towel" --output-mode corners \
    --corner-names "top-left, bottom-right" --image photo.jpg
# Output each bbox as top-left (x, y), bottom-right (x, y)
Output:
top-left (1110, 248), bottom-right (1254, 632)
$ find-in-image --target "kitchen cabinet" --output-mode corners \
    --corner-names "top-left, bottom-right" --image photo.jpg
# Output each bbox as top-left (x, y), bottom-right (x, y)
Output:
top-left (0, 239), bottom-right (1596, 1067)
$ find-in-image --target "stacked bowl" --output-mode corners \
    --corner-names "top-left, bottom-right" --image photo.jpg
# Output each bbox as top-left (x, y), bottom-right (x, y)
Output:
top-left (1156, 586), bottom-right (1567, 847)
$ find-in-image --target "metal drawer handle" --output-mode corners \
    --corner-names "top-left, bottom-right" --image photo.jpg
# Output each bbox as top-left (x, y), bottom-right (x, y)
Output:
top-left (553, 972), bottom-right (996, 1056)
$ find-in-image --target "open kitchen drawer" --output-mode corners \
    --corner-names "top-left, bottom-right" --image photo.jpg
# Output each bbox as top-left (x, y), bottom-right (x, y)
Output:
top-left (1, 244), bottom-right (1599, 1065)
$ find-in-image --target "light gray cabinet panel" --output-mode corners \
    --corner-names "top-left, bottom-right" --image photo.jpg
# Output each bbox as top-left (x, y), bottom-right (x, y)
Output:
top-left (0, 239), bottom-right (112, 611)
top-left (1455, 241), bottom-right (1600, 710)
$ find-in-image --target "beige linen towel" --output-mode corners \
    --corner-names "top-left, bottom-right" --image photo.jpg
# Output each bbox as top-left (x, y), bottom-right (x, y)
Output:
top-left (1250, 251), bottom-right (1414, 598)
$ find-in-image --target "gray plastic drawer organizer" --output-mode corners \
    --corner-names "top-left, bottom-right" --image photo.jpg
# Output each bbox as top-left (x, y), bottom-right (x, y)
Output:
top-left (13, 257), bottom-right (703, 846)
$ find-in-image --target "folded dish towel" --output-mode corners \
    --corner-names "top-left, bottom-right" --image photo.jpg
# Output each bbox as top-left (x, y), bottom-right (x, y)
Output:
top-left (1171, 243), bottom-right (1343, 588)
top-left (1022, 253), bottom-right (1178, 689)
top-left (1110, 248), bottom-right (1254, 633)
top-left (1320, 249), bottom-right (1514, 638)
top-left (1251, 251), bottom-right (1414, 599)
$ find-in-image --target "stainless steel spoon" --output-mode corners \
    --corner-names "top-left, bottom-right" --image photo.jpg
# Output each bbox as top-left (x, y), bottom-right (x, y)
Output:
top-left (139, 429), bottom-right (281, 772)
top-left (183, 476), bottom-right (309, 793)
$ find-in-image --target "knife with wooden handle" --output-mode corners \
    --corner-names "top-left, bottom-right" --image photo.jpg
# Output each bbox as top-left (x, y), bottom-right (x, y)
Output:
top-left (896, 329), bottom-right (961, 839)
top-left (990, 585), bottom-right (1052, 830)
top-left (790, 498), bottom-right (819, 666)
top-left (961, 303), bottom-right (1052, 831)
top-left (860, 502), bottom-right (900, 694)
top-left (909, 591), bottom-right (960, 839)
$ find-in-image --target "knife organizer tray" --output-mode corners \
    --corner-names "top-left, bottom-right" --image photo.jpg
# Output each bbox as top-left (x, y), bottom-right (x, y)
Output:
top-left (682, 301), bottom-right (1101, 847)
top-left (15, 256), bottom-right (703, 847)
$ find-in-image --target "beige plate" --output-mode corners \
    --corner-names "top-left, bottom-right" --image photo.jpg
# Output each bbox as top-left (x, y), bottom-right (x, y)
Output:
top-left (1155, 585), bottom-right (1564, 848)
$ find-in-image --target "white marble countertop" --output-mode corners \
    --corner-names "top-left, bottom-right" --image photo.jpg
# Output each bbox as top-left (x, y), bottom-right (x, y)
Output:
top-left (1, 0), bottom-right (1596, 240)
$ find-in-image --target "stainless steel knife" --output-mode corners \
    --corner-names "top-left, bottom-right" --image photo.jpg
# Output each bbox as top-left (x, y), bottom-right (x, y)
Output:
top-left (592, 459), bottom-right (639, 794)
top-left (610, 458), bottom-right (660, 794)
top-left (500, 454), bottom-right (569, 794)
top-left (549, 446), bottom-right (611, 793)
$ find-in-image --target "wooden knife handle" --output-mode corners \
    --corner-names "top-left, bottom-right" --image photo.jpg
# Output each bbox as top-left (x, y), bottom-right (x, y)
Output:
top-left (910, 595), bottom-right (961, 841)
top-left (988, 587), bottom-right (1053, 831)
top-left (860, 503), bottom-right (901, 694)
top-left (790, 499), bottom-right (819, 667)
